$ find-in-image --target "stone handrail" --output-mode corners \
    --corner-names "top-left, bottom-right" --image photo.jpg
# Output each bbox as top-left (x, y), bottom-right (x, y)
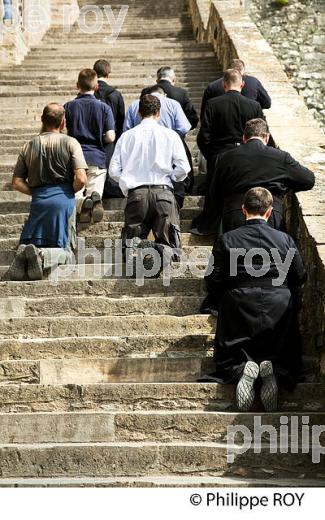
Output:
top-left (189, 0), bottom-right (325, 373)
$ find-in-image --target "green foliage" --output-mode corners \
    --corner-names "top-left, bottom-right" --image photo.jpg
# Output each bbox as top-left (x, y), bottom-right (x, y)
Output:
top-left (275, 0), bottom-right (289, 6)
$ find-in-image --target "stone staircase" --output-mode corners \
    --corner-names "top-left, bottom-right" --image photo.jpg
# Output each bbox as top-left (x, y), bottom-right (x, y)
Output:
top-left (0, 0), bottom-right (324, 487)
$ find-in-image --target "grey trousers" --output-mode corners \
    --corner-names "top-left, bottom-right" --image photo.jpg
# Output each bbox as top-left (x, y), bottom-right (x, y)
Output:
top-left (41, 208), bottom-right (76, 270)
top-left (122, 186), bottom-right (182, 265)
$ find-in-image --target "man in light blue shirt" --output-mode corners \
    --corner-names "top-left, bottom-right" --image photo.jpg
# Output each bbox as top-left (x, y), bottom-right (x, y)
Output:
top-left (124, 85), bottom-right (192, 208)
top-left (124, 85), bottom-right (191, 137)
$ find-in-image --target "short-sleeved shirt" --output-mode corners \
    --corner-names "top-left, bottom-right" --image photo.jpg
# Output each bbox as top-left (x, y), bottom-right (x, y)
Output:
top-left (13, 132), bottom-right (88, 188)
top-left (64, 94), bottom-right (115, 169)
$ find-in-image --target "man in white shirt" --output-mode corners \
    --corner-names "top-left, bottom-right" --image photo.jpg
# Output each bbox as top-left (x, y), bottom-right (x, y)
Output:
top-left (109, 94), bottom-right (191, 270)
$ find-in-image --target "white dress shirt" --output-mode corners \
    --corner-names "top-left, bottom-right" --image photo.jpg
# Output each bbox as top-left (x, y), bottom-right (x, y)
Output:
top-left (109, 118), bottom-right (191, 196)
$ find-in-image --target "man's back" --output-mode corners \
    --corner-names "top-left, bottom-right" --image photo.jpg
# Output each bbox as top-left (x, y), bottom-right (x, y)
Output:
top-left (13, 133), bottom-right (86, 188)
top-left (202, 75), bottom-right (271, 113)
top-left (198, 91), bottom-right (263, 158)
top-left (96, 80), bottom-right (125, 139)
top-left (124, 95), bottom-right (191, 136)
top-left (213, 220), bottom-right (306, 293)
top-left (65, 94), bottom-right (115, 168)
top-left (142, 80), bottom-right (199, 129)
top-left (217, 139), bottom-right (315, 198)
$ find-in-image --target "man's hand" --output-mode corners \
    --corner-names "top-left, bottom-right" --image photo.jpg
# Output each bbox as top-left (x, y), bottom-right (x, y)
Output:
top-left (104, 130), bottom-right (116, 144)
top-left (73, 168), bottom-right (88, 193)
top-left (12, 176), bottom-right (32, 196)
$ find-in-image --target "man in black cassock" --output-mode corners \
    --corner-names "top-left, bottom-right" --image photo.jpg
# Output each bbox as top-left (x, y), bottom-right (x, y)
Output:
top-left (203, 188), bottom-right (306, 412)
top-left (212, 118), bottom-right (315, 233)
top-left (191, 69), bottom-right (264, 236)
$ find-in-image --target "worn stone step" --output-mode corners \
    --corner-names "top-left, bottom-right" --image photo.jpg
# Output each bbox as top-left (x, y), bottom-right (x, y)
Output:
top-left (0, 411), bottom-right (324, 444)
top-left (0, 441), bottom-right (323, 479)
top-left (0, 295), bottom-right (204, 319)
top-left (0, 382), bottom-right (324, 414)
top-left (0, 277), bottom-right (207, 298)
top-left (0, 314), bottom-right (216, 339)
top-left (0, 334), bottom-right (214, 361)
top-left (0, 356), bottom-right (214, 385)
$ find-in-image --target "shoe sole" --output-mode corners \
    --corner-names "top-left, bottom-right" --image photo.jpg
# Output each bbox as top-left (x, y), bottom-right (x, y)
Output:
top-left (92, 204), bottom-right (104, 223)
top-left (8, 248), bottom-right (26, 281)
top-left (236, 361), bottom-right (259, 412)
top-left (260, 361), bottom-right (278, 412)
top-left (25, 244), bottom-right (43, 281)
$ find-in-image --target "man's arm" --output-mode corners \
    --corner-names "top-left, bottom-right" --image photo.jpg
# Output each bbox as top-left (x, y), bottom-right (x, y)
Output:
top-left (12, 150), bottom-right (31, 196)
top-left (109, 138), bottom-right (123, 183)
top-left (103, 105), bottom-right (116, 144)
top-left (123, 103), bottom-right (140, 132)
top-left (256, 79), bottom-right (272, 110)
top-left (205, 236), bottom-right (228, 307)
top-left (116, 93), bottom-right (126, 139)
top-left (12, 176), bottom-right (32, 196)
top-left (173, 101), bottom-right (191, 137)
top-left (287, 238), bottom-right (307, 288)
top-left (171, 134), bottom-right (191, 182)
top-left (197, 101), bottom-right (212, 159)
top-left (182, 91), bottom-right (199, 130)
top-left (73, 168), bottom-right (87, 193)
top-left (284, 153), bottom-right (315, 192)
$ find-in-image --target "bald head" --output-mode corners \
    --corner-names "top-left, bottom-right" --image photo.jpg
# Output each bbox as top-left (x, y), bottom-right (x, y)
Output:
top-left (41, 103), bottom-right (65, 131)
top-left (223, 69), bottom-right (244, 92)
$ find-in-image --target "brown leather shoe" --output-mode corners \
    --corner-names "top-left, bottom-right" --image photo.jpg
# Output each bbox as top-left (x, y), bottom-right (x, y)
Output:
top-left (91, 191), bottom-right (104, 223)
top-left (79, 197), bottom-right (93, 224)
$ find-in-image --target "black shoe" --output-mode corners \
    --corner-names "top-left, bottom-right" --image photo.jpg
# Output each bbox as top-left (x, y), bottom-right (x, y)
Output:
top-left (91, 191), bottom-right (104, 223)
top-left (126, 239), bottom-right (160, 279)
top-left (25, 244), bottom-right (43, 281)
top-left (236, 361), bottom-right (259, 412)
top-left (8, 245), bottom-right (26, 281)
top-left (260, 361), bottom-right (278, 412)
top-left (200, 296), bottom-right (218, 317)
top-left (79, 197), bottom-right (93, 224)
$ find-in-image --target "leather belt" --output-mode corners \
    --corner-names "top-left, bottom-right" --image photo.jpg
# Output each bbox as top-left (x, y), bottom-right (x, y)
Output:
top-left (129, 185), bottom-right (173, 193)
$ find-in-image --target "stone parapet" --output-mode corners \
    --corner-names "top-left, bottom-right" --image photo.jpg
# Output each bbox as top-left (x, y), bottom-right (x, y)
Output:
top-left (189, 0), bottom-right (325, 372)
top-left (0, 0), bottom-right (79, 67)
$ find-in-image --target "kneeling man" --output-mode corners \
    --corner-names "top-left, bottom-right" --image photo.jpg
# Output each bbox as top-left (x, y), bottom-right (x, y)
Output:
top-left (9, 103), bottom-right (87, 281)
top-left (109, 94), bottom-right (190, 273)
top-left (205, 188), bottom-right (306, 411)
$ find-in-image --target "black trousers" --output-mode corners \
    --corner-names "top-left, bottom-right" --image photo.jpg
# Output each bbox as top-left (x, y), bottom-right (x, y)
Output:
top-left (173, 139), bottom-right (194, 209)
top-left (122, 185), bottom-right (181, 265)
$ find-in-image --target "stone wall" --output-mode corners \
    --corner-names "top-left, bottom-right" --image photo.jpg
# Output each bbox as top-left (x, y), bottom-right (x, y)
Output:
top-left (0, 0), bottom-right (79, 67)
top-left (188, 0), bottom-right (325, 373)
top-left (248, 0), bottom-right (325, 131)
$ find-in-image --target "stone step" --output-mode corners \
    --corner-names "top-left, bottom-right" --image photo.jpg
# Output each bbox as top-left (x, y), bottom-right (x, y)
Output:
top-left (0, 314), bottom-right (216, 340)
top-left (0, 441), bottom-right (323, 479)
top-left (0, 382), bottom-right (324, 414)
top-left (0, 411), bottom-right (324, 444)
top-left (0, 475), bottom-right (323, 488)
top-left (0, 295), bottom-right (204, 318)
top-left (0, 333), bottom-right (214, 361)
top-left (0, 356), bottom-right (214, 385)
top-left (0, 277), bottom-right (207, 297)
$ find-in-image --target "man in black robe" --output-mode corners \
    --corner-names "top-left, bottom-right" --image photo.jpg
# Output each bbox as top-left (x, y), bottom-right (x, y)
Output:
top-left (203, 188), bottom-right (306, 411)
top-left (191, 69), bottom-right (264, 236)
top-left (201, 58), bottom-right (272, 115)
top-left (214, 118), bottom-right (315, 233)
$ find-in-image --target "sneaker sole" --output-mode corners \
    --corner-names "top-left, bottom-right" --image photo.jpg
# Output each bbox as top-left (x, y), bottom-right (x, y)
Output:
top-left (236, 361), bottom-right (259, 412)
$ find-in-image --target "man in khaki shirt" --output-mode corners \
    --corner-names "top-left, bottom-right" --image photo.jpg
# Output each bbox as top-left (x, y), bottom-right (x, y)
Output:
top-left (9, 103), bottom-right (88, 281)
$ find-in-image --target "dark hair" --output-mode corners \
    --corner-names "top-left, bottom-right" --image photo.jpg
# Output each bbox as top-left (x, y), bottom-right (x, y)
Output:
top-left (93, 59), bottom-right (111, 78)
top-left (244, 119), bottom-right (270, 140)
top-left (78, 69), bottom-right (98, 91)
top-left (230, 59), bottom-right (245, 73)
top-left (223, 68), bottom-right (243, 86)
top-left (243, 188), bottom-right (273, 216)
top-left (41, 103), bottom-right (65, 128)
top-left (139, 94), bottom-right (161, 118)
